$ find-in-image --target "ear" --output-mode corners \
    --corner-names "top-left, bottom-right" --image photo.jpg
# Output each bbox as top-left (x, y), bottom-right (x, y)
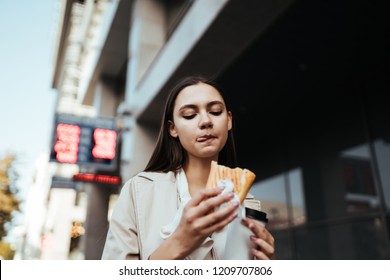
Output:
top-left (227, 111), bottom-right (233, 131)
top-left (168, 120), bottom-right (178, 138)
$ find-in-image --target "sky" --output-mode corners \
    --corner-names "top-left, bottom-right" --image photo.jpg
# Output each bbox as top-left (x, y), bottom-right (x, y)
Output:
top-left (0, 1), bottom-right (59, 195)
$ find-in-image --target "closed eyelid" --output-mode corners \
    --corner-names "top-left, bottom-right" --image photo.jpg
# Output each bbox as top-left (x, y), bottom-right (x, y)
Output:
top-left (178, 105), bottom-right (196, 116)
top-left (177, 101), bottom-right (225, 118)
top-left (180, 108), bottom-right (196, 117)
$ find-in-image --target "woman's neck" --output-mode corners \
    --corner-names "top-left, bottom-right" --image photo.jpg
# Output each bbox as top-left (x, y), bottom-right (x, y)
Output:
top-left (183, 158), bottom-right (215, 197)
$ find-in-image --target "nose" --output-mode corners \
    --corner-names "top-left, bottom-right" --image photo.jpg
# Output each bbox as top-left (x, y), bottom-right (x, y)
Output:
top-left (199, 112), bottom-right (213, 129)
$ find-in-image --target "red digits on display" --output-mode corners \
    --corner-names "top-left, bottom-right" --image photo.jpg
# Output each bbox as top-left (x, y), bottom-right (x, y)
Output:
top-left (54, 124), bottom-right (81, 163)
top-left (92, 128), bottom-right (117, 160)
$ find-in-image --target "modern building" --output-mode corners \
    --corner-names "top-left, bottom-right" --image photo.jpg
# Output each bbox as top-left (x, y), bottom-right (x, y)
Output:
top-left (13, 153), bottom-right (53, 259)
top-left (49, 0), bottom-right (390, 259)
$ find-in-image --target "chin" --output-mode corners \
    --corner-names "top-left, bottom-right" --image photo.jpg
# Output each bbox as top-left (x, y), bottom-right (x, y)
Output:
top-left (198, 149), bottom-right (220, 159)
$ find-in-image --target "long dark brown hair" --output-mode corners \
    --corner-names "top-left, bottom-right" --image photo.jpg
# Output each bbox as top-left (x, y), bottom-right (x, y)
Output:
top-left (144, 76), bottom-right (237, 173)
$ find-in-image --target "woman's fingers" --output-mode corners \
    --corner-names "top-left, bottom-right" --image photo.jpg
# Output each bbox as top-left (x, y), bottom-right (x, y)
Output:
top-left (188, 187), bottom-right (223, 207)
top-left (197, 199), bottom-right (239, 230)
top-left (250, 235), bottom-right (275, 259)
top-left (243, 218), bottom-right (274, 244)
top-left (173, 188), bottom-right (240, 257)
top-left (182, 190), bottom-right (239, 235)
top-left (243, 217), bottom-right (275, 260)
top-left (186, 189), bottom-right (236, 217)
top-left (251, 247), bottom-right (272, 260)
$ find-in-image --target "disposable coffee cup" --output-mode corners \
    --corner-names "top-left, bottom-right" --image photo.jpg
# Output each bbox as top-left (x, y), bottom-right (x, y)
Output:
top-left (245, 208), bottom-right (268, 227)
top-left (223, 207), bottom-right (268, 260)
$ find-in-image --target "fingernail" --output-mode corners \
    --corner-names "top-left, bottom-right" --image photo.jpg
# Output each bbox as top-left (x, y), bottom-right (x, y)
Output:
top-left (225, 192), bottom-right (234, 198)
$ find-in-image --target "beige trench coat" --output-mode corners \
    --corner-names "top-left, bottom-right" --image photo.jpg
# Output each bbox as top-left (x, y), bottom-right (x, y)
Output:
top-left (101, 171), bottom-right (261, 260)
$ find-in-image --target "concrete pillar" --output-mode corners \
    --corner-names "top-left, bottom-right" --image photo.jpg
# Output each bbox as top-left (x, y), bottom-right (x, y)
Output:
top-left (127, 0), bottom-right (166, 92)
top-left (119, 0), bottom-right (167, 179)
top-left (82, 78), bottom-right (118, 259)
top-left (82, 183), bottom-right (111, 259)
top-left (93, 78), bottom-right (118, 118)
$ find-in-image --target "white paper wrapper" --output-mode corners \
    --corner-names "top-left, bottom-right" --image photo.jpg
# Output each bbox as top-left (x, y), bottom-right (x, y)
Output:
top-left (219, 179), bottom-right (268, 260)
top-left (216, 179), bottom-right (246, 218)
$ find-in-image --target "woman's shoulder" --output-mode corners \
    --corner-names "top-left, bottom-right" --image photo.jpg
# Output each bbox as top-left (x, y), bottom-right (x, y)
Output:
top-left (118, 171), bottom-right (177, 198)
top-left (131, 171), bottom-right (176, 182)
top-left (121, 171), bottom-right (176, 188)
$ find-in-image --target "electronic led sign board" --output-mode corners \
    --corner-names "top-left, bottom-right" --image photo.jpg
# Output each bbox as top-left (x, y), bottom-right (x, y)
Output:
top-left (50, 113), bottom-right (118, 170)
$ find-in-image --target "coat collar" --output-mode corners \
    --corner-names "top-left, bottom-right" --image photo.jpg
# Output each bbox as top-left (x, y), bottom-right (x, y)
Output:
top-left (136, 171), bottom-right (176, 183)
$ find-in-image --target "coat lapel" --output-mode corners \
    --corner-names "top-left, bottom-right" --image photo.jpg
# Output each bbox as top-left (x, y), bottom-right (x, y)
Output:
top-left (133, 172), bottom-right (178, 259)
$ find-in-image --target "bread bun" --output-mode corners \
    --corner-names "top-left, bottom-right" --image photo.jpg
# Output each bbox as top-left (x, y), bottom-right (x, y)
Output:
top-left (206, 160), bottom-right (256, 204)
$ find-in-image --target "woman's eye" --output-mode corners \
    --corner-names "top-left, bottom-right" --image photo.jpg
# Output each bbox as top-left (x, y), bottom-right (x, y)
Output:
top-left (210, 111), bottom-right (222, 116)
top-left (183, 114), bottom-right (196, 120)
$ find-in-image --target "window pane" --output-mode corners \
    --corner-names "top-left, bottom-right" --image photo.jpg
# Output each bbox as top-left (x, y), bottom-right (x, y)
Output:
top-left (294, 216), bottom-right (390, 259)
top-left (373, 139), bottom-right (390, 210)
top-left (251, 174), bottom-right (288, 230)
top-left (288, 168), bottom-right (306, 226)
top-left (365, 91), bottom-right (390, 211)
top-left (341, 144), bottom-right (380, 214)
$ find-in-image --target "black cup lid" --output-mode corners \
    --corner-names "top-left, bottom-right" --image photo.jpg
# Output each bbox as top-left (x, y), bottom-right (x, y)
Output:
top-left (245, 207), bottom-right (268, 223)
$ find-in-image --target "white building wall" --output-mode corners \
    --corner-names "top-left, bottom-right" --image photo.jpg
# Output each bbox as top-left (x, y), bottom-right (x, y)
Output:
top-left (40, 188), bottom-right (77, 259)
top-left (16, 153), bottom-right (53, 259)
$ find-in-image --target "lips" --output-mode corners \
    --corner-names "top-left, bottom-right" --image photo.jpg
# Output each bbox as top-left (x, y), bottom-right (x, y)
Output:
top-left (197, 135), bottom-right (216, 142)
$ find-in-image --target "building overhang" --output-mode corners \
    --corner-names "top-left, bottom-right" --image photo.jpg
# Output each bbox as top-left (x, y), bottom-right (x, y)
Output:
top-left (79, 0), bottom-right (132, 105)
top-left (51, 0), bottom-right (132, 105)
top-left (134, 0), bottom-right (295, 127)
top-left (51, 0), bottom-right (77, 89)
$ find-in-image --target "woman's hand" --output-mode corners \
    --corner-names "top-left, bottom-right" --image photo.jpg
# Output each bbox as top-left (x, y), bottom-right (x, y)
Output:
top-left (242, 217), bottom-right (275, 260)
top-left (171, 187), bottom-right (239, 258)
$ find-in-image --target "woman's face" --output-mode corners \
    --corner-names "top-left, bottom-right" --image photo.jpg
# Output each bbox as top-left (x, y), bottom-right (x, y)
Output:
top-left (169, 82), bottom-right (232, 161)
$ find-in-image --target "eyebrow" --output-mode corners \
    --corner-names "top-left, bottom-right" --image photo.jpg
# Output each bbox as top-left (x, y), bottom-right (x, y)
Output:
top-left (178, 100), bottom-right (225, 111)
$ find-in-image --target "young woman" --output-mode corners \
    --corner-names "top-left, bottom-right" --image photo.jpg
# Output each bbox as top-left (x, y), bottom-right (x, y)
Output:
top-left (101, 76), bottom-right (275, 260)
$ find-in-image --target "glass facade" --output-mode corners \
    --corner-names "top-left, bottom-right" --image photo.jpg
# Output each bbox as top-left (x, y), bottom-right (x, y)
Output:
top-left (228, 89), bottom-right (390, 260)
top-left (217, 0), bottom-right (390, 259)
